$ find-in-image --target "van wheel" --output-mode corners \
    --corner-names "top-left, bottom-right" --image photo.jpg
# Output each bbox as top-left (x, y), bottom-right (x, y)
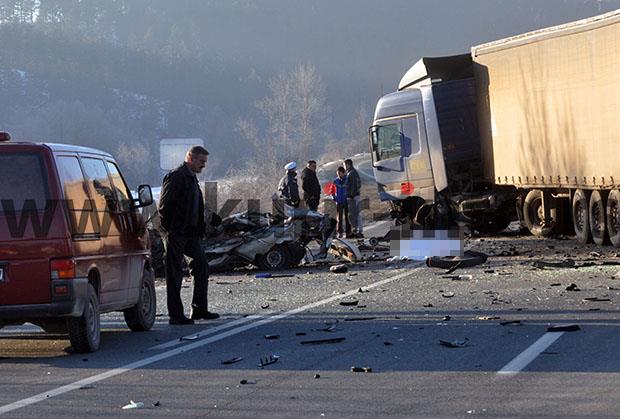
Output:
top-left (589, 190), bottom-right (608, 246)
top-left (523, 190), bottom-right (555, 237)
top-left (256, 245), bottom-right (291, 270)
top-left (572, 189), bottom-right (591, 244)
top-left (606, 189), bottom-right (620, 247)
top-left (67, 283), bottom-right (100, 353)
top-left (124, 268), bottom-right (156, 331)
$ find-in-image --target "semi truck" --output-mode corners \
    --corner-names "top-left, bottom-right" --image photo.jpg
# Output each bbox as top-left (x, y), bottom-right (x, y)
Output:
top-left (369, 9), bottom-right (620, 247)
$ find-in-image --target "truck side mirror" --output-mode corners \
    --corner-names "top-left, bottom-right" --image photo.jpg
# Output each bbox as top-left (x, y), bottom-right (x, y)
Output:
top-left (369, 126), bottom-right (380, 165)
top-left (136, 184), bottom-right (153, 208)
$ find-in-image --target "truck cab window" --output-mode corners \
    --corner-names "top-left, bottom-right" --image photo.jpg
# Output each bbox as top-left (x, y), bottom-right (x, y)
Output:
top-left (375, 123), bottom-right (402, 161)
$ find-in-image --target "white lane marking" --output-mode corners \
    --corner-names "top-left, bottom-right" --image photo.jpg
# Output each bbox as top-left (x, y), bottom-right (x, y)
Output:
top-left (0, 267), bottom-right (420, 415)
top-left (148, 314), bottom-right (269, 350)
top-left (497, 332), bottom-right (564, 376)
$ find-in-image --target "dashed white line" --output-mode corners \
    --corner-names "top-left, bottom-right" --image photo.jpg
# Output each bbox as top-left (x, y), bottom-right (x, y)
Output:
top-left (497, 332), bottom-right (565, 376)
top-left (0, 267), bottom-right (420, 415)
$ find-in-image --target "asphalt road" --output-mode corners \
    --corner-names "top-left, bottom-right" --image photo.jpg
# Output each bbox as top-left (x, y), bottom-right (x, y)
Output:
top-left (2, 229), bottom-right (620, 417)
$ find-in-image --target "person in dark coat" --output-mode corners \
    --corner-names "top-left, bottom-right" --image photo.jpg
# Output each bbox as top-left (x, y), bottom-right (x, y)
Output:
top-left (158, 146), bottom-right (219, 325)
top-left (332, 166), bottom-right (351, 237)
top-left (300, 160), bottom-right (321, 211)
top-left (345, 158), bottom-right (363, 238)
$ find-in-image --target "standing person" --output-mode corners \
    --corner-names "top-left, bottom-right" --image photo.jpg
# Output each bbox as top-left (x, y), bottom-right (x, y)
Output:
top-left (332, 166), bottom-right (351, 238)
top-left (158, 146), bottom-right (219, 325)
top-left (278, 161), bottom-right (300, 215)
top-left (344, 158), bottom-right (363, 238)
top-left (300, 160), bottom-right (321, 211)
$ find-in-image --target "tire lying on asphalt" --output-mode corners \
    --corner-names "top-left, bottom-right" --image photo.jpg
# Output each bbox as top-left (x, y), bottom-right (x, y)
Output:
top-left (67, 283), bottom-right (100, 353)
top-left (425, 250), bottom-right (488, 270)
top-left (124, 267), bottom-right (157, 332)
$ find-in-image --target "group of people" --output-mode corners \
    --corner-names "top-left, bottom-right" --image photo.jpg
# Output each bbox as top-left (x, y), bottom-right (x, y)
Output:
top-left (277, 158), bottom-right (363, 238)
top-left (157, 146), bottom-right (364, 325)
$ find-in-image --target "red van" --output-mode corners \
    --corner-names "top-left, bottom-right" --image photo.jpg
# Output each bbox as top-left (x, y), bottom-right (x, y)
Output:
top-left (0, 133), bottom-right (155, 352)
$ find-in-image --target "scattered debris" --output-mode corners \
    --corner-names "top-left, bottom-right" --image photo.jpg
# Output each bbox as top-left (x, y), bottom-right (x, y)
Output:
top-left (179, 334), bottom-right (199, 341)
top-left (550, 283), bottom-right (561, 287)
top-left (547, 324), bottom-right (580, 332)
top-left (300, 337), bottom-right (346, 345)
top-left (153, 401), bottom-right (161, 407)
top-left (442, 274), bottom-right (473, 281)
top-left (264, 334), bottom-right (280, 340)
top-left (215, 280), bottom-right (242, 285)
top-left (330, 264), bottom-right (348, 273)
top-left (477, 316), bottom-right (500, 320)
top-left (423, 303), bottom-right (434, 308)
top-left (589, 251), bottom-right (602, 258)
top-left (582, 297), bottom-right (611, 302)
top-left (384, 341), bottom-right (393, 346)
top-left (122, 400), bottom-right (145, 410)
top-left (221, 357), bottom-right (244, 365)
top-left (566, 283), bottom-right (581, 291)
top-left (442, 315), bottom-right (452, 321)
top-left (441, 292), bottom-right (455, 298)
top-left (261, 303), bottom-right (270, 309)
top-left (79, 384), bottom-right (95, 390)
top-left (314, 374), bottom-right (321, 379)
top-left (500, 320), bottom-right (522, 326)
top-left (240, 379), bottom-right (257, 385)
top-left (340, 300), bottom-right (359, 306)
top-left (445, 261), bottom-right (463, 274)
top-left (296, 332), bottom-right (307, 336)
top-left (439, 338), bottom-right (469, 348)
top-left (258, 354), bottom-right (280, 367)
top-left (255, 273), bottom-right (295, 279)
top-left (358, 287), bottom-right (370, 293)
top-left (321, 321), bottom-right (339, 332)
top-left (533, 259), bottom-right (575, 269)
top-left (344, 317), bottom-right (376, 321)
top-left (350, 366), bottom-right (372, 373)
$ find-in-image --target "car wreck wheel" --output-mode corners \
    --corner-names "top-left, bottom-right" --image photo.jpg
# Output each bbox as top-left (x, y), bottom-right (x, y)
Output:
top-left (256, 245), bottom-right (291, 270)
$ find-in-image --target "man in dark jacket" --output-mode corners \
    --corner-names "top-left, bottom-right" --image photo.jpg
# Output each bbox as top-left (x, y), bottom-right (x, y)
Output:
top-left (332, 166), bottom-right (351, 237)
top-left (278, 161), bottom-right (300, 210)
top-left (344, 158), bottom-right (363, 238)
top-left (159, 146), bottom-right (219, 325)
top-left (300, 160), bottom-right (321, 211)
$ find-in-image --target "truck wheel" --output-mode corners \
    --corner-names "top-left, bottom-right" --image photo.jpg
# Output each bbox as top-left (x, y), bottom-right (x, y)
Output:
top-left (572, 189), bottom-right (591, 244)
top-left (523, 190), bottom-right (555, 237)
top-left (589, 190), bottom-right (608, 245)
top-left (67, 283), bottom-right (100, 353)
top-left (606, 189), bottom-right (620, 247)
top-left (123, 267), bottom-right (156, 332)
top-left (256, 245), bottom-right (291, 270)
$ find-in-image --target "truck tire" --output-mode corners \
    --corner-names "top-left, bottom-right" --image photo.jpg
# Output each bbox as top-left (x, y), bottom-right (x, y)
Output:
top-left (589, 190), bottom-right (608, 245)
top-left (67, 283), bottom-right (100, 353)
top-left (256, 245), bottom-right (291, 270)
top-left (572, 189), bottom-right (591, 244)
top-left (123, 267), bottom-right (156, 332)
top-left (523, 190), bottom-right (555, 237)
top-left (607, 189), bottom-right (620, 247)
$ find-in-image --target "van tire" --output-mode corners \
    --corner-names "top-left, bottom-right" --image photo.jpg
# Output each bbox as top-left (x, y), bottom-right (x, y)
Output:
top-left (124, 268), bottom-right (156, 332)
top-left (572, 189), bottom-right (591, 244)
top-left (589, 189), bottom-right (608, 245)
top-left (67, 283), bottom-right (100, 353)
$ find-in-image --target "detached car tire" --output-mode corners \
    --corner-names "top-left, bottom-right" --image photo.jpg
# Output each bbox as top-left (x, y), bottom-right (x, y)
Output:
top-left (256, 245), bottom-right (291, 270)
top-left (124, 268), bottom-right (157, 332)
top-left (67, 283), bottom-right (100, 353)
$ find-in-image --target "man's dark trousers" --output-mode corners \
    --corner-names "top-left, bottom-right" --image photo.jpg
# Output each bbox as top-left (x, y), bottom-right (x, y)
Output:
top-left (164, 233), bottom-right (209, 319)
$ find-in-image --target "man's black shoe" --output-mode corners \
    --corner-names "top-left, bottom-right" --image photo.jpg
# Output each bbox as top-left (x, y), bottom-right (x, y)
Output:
top-left (190, 310), bottom-right (220, 320)
top-left (169, 316), bottom-right (195, 325)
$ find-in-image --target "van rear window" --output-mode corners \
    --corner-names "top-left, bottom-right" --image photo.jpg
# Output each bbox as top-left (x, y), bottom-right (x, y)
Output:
top-left (0, 152), bottom-right (50, 212)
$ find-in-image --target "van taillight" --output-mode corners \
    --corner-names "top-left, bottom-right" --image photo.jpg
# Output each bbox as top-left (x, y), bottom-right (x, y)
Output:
top-left (50, 259), bottom-right (76, 279)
